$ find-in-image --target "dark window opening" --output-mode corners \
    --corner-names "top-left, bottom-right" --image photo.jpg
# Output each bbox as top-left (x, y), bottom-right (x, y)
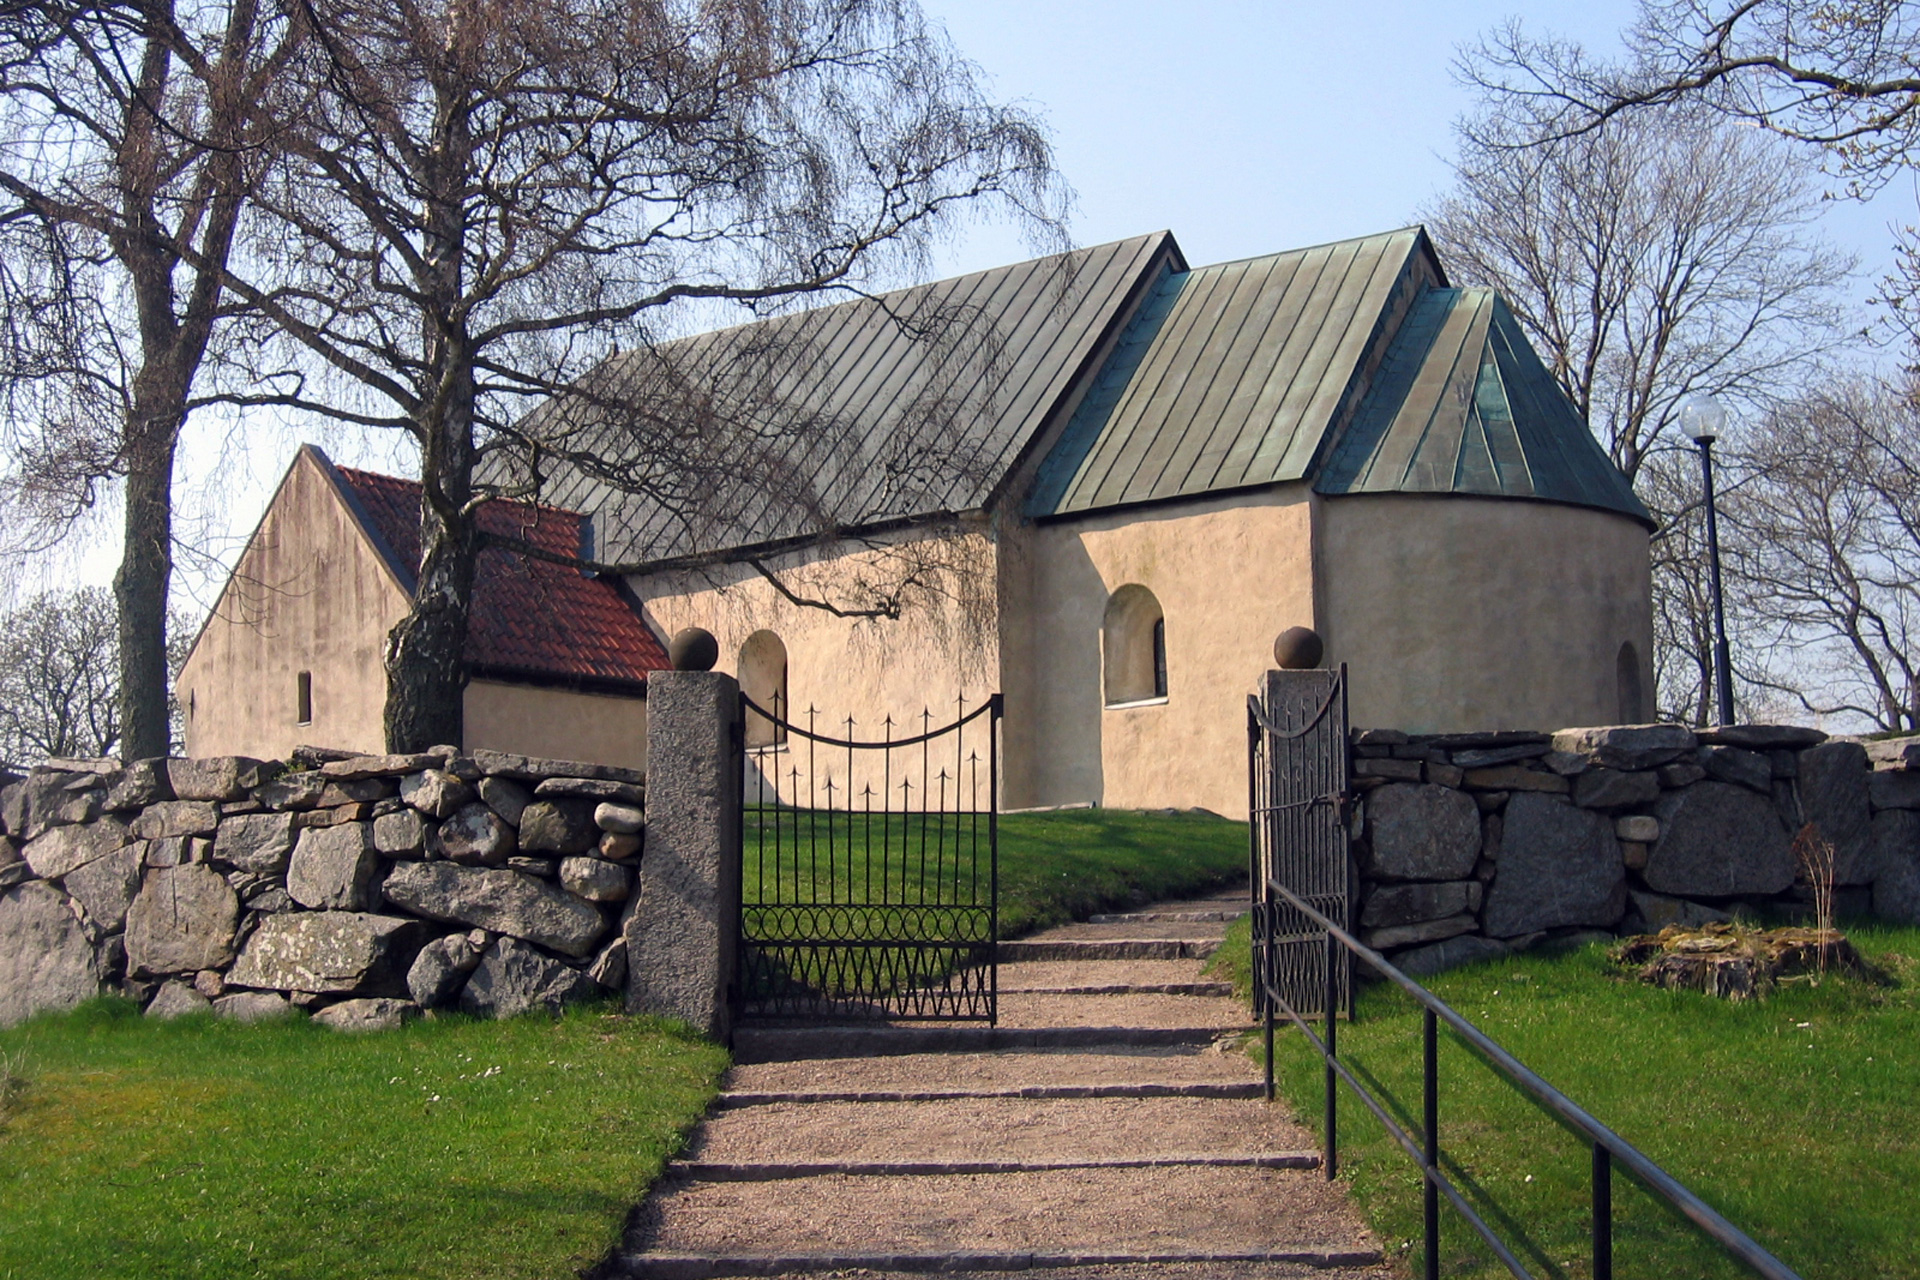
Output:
top-left (297, 670), bottom-right (313, 725)
top-left (1152, 618), bottom-right (1168, 699)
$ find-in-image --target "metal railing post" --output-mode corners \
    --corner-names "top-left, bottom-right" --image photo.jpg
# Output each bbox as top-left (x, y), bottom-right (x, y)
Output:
top-left (1324, 926), bottom-right (1338, 1181)
top-left (1424, 1007), bottom-right (1439, 1280)
top-left (1594, 1141), bottom-right (1613, 1280)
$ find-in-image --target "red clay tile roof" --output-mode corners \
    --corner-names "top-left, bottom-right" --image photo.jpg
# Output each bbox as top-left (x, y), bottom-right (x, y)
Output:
top-left (326, 458), bottom-right (668, 690)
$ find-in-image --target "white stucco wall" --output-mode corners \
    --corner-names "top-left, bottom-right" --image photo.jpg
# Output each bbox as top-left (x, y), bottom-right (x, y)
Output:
top-left (464, 680), bottom-right (648, 772)
top-left (1315, 493), bottom-right (1655, 734)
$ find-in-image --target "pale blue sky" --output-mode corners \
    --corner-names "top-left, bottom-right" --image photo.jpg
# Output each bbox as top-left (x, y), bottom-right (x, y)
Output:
top-left (47, 0), bottom-right (1918, 603)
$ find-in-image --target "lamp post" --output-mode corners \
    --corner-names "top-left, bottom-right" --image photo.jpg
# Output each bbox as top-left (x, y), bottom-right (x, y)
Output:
top-left (1680, 394), bottom-right (1736, 726)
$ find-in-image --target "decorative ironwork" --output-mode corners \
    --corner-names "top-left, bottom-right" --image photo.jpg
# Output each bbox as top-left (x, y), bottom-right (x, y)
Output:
top-left (736, 691), bottom-right (1001, 1022)
top-left (1247, 666), bottom-right (1351, 1029)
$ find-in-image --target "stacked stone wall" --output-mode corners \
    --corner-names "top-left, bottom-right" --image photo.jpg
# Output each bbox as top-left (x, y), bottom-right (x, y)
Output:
top-left (0, 747), bottom-right (644, 1029)
top-left (1350, 723), bottom-right (1920, 975)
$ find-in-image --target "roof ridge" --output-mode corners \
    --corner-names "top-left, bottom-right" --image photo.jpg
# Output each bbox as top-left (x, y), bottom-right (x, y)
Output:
top-left (1185, 225), bottom-right (1427, 275)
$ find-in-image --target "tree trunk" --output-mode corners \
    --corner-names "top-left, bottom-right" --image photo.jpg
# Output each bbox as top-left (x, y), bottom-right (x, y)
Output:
top-left (114, 382), bottom-right (181, 761)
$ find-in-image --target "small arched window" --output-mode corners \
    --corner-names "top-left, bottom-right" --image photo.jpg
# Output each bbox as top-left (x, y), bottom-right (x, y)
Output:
top-left (1616, 641), bottom-right (1645, 724)
top-left (1103, 585), bottom-right (1168, 706)
top-left (740, 630), bottom-right (789, 747)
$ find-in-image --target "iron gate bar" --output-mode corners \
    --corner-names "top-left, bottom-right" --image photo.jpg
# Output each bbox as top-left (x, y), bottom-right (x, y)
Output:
top-left (1254, 874), bottom-right (1806, 1280)
top-left (737, 690), bottom-right (999, 1023)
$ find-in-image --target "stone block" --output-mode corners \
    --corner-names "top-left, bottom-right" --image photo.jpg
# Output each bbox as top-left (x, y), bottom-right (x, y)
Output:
top-left (1624, 889), bottom-right (1731, 934)
top-left (62, 844), bottom-right (141, 931)
top-left (16, 770), bottom-right (96, 839)
top-left (103, 759), bottom-right (174, 810)
top-left (287, 823), bottom-right (381, 911)
top-left (1769, 750), bottom-right (1799, 779)
top-left (1657, 762), bottom-right (1707, 789)
top-left (478, 777), bottom-right (532, 826)
top-left (1696, 725), bottom-right (1828, 751)
top-left (559, 856), bottom-right (632, 903)
top-left (320, 753), bottom-right (441, 781)
top-left (312, 997), bottom-right (416, 1032)
top-left (299, 803), bottom-right (372, 828)
top-left (1870, 770), bottom-right (1920, 811)
top-left (1866, 736), bottom-right (1920, 769)
top-left (628, 670), bottom-right (741, 1039)
top-left (433, 803), bottom-right (516, 866)
top-left (1615, 815), bottom-right (1660, 843)
top-left (1450, 743), bottom-right (1552, 769)
top-left (382, 861), bottom-right (606, 957)
top-left (470, 750), bottom-right (644, 786)
top-left (1621, 841), bottom-right (1649, 870)
top-left (1360, 880), bottom-right (1481, 928)
top-left (318, 778), bottom-right (395, 806)
top-left (1796, 742), bottom-right (1873, 885)
top-left (1354, 758), bottom-right (1422, 782)
top-left (227, 911), bottom-right (426, 994)
top-left (534, 777), bottom-right (646, 805)
top-left (594, 802), bottom-right (645, 834)
top-left (373, 808), bottom-right (427, 856)
top-left (599, 831), bottom-right (643, 861)
top-left (258, 772), bottom-right (328, 810)
top-left (459, 938), bottom-right (602, 1018)
top-left (1395, 934), bottom-right (1509, 977)
top-left (1361, 784), bottom-right (1482, 881)
top-left (1351, 728), bottom-right (1409, 747)
top-left (213, 991), bottom-right (292, 1022)
top-left (124, 864), bottom-right (239, 977)
top-left (1572, 769), bottom-right (1659, 810)
top-left (1540, 751), bottom-right (1590, 776)
top-left (1645, 782), bottom-right (1793, 897)
top-left (167, 757), bottom-right (266, 801)
top-left (1482, 793), bottom-right (1626, 938)
top-left (1425, 762), bottom-right (1465, 788)
top-left (0, 881), bottom-right (105, 1027)
top-left (131, 801), bottom-right (221, 840)
top-left (406, 933), bottom-right (486, 1007)
top-left (1871, 809), bottom-right (1920, 925)
top-left (1699, 746), bottom-right (1772, 793)
top-left (212, 812), bottom-right (298, 876)
top-left (23, 817), bottom-right (132, 880)
top-left (1362, 914), bottom-right (1478, 950)
top-left (400, 769), bottom-right (473, 819)
top-left (518, 799), bottom-right (598, 855)
top-left (588, 937), bottom-right (627, 989)
top-left (507, 856), bottom-right (555, 878)
top-left (1473, 791), bottom-right (1508, 812)
top-left (1550, 724), bottom-right (1696, 771)
top-left (144, 980), bottom-right (210, 1019)
top-left (1462, 765), bottom-right (1569, 794)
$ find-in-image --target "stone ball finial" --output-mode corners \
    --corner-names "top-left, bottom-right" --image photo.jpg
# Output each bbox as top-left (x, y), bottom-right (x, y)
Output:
top-left (667, 627), bottom-right (719, 672)
top-left (1273, 626), bottom-right (1324, 670)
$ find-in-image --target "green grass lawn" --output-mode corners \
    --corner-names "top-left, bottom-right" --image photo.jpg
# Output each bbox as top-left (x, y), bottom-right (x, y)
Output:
top-left (1213, 917), bottom-right (1920, 1280)
top-left (0, 999), bottom-right (727, 1280)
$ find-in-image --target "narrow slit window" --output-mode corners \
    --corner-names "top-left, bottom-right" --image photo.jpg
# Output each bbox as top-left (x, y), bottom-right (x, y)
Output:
top-left (1152, 617), bottom-right (1168, 699)
top-left (296, 670), bottom-right (313, 725)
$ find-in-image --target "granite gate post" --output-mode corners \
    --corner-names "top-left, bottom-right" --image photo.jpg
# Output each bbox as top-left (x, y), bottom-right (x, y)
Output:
top-left (626, 655), bottom-right (741, 1042)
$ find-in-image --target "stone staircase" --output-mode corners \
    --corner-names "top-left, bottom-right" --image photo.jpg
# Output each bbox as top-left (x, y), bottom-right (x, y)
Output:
top-left (601, 889), bottom-right (1386, 1279)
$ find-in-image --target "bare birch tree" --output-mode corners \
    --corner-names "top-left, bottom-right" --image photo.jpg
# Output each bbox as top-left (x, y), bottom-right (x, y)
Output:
top-left (0, 0), bottom-right (299, 759)
top-left (224, 0), bottom-right (1066, 752)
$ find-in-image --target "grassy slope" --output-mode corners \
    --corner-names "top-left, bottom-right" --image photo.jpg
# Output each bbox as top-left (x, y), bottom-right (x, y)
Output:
top-left (0, 1000), bottom-right (726, 1280)
top-left (1214, 918), bottom-right (1920, 1280)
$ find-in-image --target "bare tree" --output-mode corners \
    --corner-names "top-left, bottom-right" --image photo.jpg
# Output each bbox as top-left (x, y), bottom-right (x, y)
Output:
top-left (0, 586), bottom-right (195, 766)
top-left (0, 0), bottom-right (299, 759)
top-left (224, 0), bottom-right (1067, 752)
top-left (1726, 383), bottom-right (1920, 731)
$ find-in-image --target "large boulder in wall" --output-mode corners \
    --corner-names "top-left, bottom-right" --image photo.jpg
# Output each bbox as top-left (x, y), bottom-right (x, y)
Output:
top-left (1645, 782), bottom-right (1793, 897)
top-left (1872, 809), bottom-right (1920, 925)
top-left (227, 912), bottom-right (426, 995)
top-left (1483, 793), bottom-right (1626, 937)
top-left (1795, 742), bottom-right (1873, 884)
top-left (124, 864), bottom-right (240, 977)
top-left (1362, 784), bottom-right (1481, 881)
top-left (382, 862), bottom-right (605, 956)
top-left (0, 881), bottom-right (105, 1027)
top-left (458, 937), bottom-right (602, 1018)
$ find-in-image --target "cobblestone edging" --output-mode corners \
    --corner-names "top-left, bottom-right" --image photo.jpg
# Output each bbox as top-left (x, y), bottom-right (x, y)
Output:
top-left (1348, 723), bottom-right (1920, 975)
top-left (0, 746), bottom-right (644, 1029)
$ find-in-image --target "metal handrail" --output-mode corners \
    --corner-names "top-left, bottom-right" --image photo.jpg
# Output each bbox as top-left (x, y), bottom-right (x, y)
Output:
top-left (1258, 875), bottom-right (1804, 1280)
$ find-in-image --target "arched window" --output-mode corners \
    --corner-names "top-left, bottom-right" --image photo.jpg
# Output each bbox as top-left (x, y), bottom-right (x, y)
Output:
top-left (1103, 585), bottom-right (1168, 706)
top-left (1616, 641), bottom-right (1645, 724)
top-left (740, 630), bottom-right (789, 747)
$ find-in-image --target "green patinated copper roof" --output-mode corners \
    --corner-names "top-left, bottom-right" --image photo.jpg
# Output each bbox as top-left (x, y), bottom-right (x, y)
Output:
top-left (1314, 289), bottom-right (1651, 524)
top-left (1028, 228), bottom-right (1436, 516)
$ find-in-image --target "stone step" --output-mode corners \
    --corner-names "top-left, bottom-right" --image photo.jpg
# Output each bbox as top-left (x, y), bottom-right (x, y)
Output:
top-left (1017, 920), bottom-right (1234, 943)
top-left (714, 1082), bottom-right (1266, 1107)
top-left (731, 1024), bottom-right (1246, 1063)
top-left (995, 959), bottom-right (1220, 990)
top-left (996, 982), bottom-right (1234, 997)
top-left (996, 939), bottom-right (1221, 962)
top-left (1088, 909), bottom-right (1245, 924)
top-left (628, 1166), bottom-right (1378, 1262)
top-left (667, 1153), bottom-right (1320, 1180)
top-left (611, 1248), bottom-right (1386, 1279)
top-left (997, 991), bottom-right (1247, 1030)
top-left (724, 1046), bottom-right (1266, 1095)
top-left (688, 1096), bottom-right (1315, 1167)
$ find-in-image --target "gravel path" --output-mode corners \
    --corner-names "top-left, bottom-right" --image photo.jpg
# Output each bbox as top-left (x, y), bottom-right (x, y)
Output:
top-left (605, 884), bottom-right (1380, 1279)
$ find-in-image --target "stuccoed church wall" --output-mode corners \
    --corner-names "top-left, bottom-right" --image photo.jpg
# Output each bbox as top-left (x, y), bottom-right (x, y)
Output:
top-left (1347, 723), bottom-right (1920, 975)
top-left (0, 748), bottom-right (644, 1029)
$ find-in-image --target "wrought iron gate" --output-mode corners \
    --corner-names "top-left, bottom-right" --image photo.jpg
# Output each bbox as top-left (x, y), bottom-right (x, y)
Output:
top-left (735, 693), bottom-right (1000, 1022)
top-left (1248, 666), bottom-right (1352, 1021)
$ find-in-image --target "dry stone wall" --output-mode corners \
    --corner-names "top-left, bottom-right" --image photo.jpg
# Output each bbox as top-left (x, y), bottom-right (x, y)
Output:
top-left (1349, 723), bottom-right (1920, 976)
top-left (0, 747), bottom-right (643, 1029)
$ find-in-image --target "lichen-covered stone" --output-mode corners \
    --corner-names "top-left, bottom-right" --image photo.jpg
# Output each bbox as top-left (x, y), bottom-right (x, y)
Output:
top-left (458, 938), bottom-right (602, 1018)
top-left (23, 817), bottom-right (131, 880)
top-left (406, 933), bottom-right (486, 1007)
top-left (400, 769), bottom-right (473, 819)
top-left (124, 864), bottom-right (239, 977)
top-left (320, 753), bottom-right (440, 781)
top-left (0, 881), bottom-right (103, 1026)
top-left (103, 759), bottom-right (174, 810)
top-left (517, 799), bottom-right (598, 855)
top-left (1362, 784), bottom-right (1481, 881)
top-left (535, 777), bottom-right (645, 804)
top-left (227, 911), bottom-right (425, 994)
top-left (213, 991), bottom-right (292, 1022)
top-left (211, 811), bottom-right (297, 876)
top-left (433, 803), bottom-right (515, 866)
top-left (559, 856), bottom-right (632, 902)
top-left (131, 800), bottom-right (221, 840)
top-left (1645, 782), bottom-right (1793, 897)
top-left (61, 844), bottom-right (141, 931)
top-left (167, 756), bottom-right (266, 802)
top-left (1482, 793), bottom-right (1625, 937)
top-left (477, 777), bottom-right (532, 826)
top-left (311, 997), bottom-right (416, 1032)
top-left (287, 823), bottom-right (381, 911)
top-left (1550, 724), bottom-right (1696, 771)
top-left (382, 861), bottom-right (605, 957)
